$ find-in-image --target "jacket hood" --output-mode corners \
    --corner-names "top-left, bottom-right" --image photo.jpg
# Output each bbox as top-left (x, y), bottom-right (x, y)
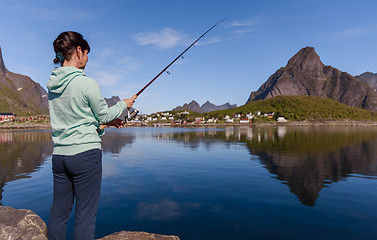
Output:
top-left (47, 67), bottom-right (86, 94)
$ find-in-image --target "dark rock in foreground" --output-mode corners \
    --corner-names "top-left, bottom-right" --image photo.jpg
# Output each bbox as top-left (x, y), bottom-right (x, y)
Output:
top-left (0, 206), bottom-right (180, 240)
top-left (97, 231), bottom-right (180, 240)
top-left (0, 206), bottom-right (48, 240)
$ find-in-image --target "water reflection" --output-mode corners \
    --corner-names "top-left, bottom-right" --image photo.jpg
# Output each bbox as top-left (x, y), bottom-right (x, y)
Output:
top-left (0, 129), bottom-right (136, 205)
top-left (0, 130), bottom-right (53, 205)
top-left (152, 126), bottom-right (377, 206)
top-left (101, 130), bottom-right (135, 155)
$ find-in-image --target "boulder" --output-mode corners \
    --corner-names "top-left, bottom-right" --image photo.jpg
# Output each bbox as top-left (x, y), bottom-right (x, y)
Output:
top-left (97, 231), bottom-right (180, 240)
top-left (0, 206), bottom-right (180, 240)
top-left (0, 206), bottom-right (48, 240)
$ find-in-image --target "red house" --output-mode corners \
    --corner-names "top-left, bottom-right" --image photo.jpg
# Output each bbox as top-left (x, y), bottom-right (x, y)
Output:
top-left (0, 113), bottom-right (15, 122)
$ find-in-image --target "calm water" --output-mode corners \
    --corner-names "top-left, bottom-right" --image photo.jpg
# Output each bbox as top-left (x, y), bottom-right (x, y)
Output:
top-left (1, 126), bottom-right (377, 240)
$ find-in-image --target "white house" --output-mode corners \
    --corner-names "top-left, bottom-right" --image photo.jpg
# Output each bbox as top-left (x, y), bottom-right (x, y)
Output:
top-left (240, 118), bottom-right (250, 124)
top-left (277, 117), bottom-right (287, 122)
top-left (246, 113), bottom-right (254, 119)
top-left (264, 112), bottom-right (275, 118)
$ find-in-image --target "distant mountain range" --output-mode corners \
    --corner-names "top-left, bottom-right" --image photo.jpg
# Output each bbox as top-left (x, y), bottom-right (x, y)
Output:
top-left (106, 97), bottom-right (237, 115)
top-left (172, 100), bottom-right (237, 113)
top-left (0, 46), bottom-right (48, 116)
top-left (104, 96), bottom-right (127, 120)
top-left (246, 47), bottom-right (377, 111)
top-left (355, 72), bottom-right (377, 90)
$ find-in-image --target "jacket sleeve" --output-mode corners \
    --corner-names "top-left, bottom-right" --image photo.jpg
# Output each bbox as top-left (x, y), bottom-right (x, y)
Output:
top-left (84, 78), bottom-right (127, 124)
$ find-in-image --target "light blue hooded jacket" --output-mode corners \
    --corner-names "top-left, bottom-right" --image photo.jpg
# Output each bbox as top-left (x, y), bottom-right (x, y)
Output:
top-left (47, 67), bottom-right (127, 155)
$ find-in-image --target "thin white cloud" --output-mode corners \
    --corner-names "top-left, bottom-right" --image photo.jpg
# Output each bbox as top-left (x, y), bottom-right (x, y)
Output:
top-left (196, 37), bottom-right (225, 46)
top-left (118, 56), bottom-right (140, 72)
top-left (98, 48), bottom-right (116, 58)
top-left (133, 28), bottom-right (187, 49)
top-left (86, 48), bottom-right (139, 88)
top-left (231, 28), bottom-right (257, 35)
top-left (332, 24), bottom-right (377, 39)
top-left (223, 16), bottom-right (264, 39)
top-left (227, 16), bottom-right (263, 28)
top-left (92, 71), bottom-right (123, 86)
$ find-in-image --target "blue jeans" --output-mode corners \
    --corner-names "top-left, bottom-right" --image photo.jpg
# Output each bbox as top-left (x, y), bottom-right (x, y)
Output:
top-left (48, 149), bottom-right (102, 240)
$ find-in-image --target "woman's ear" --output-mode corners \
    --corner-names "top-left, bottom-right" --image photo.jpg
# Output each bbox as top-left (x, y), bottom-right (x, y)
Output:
top-left (76, 46), bottom-right (83, 60)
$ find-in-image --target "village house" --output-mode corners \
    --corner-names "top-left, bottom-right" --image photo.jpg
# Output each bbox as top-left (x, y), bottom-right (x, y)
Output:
top-left (0, 113), bottom-right (15, 122)
top-left (277, 116), bottom-right (287, 122)
top-left (264, 112), bottom-right (275, 119)
top-left (179, 111), bottom-right (190, 115)
top-left (206, 118), bottom-right (217, 123)
top-left (226, 118), bottom-right (234, 123)
top-left (239, 118), bottom-right (250, 124)
top-left (161, 112), bottom-right (168, 116)
top-left (246, 113), bottom-right (254, 120)
top-left (194, 117), bottom-right (204, 124)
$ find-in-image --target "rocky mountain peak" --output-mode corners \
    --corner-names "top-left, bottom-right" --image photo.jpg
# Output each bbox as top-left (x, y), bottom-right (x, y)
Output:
top-left (0, 46), bottom-right (48, 115)
top-left (355, 72), bottom-right (377, 90)
top-left (0, 46), bottom-right (7, 75)
top-left (189, 100), bottom-right (199, 105)
top-left (172, 100), bottom-right (236, 113)
top-left (286, 46), bottom-right (324, 72)
top-left (246, 46), bottom-right (377, 111)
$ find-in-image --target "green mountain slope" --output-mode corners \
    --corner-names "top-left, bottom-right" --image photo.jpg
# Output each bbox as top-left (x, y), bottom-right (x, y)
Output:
top-left (0, 47), bottom-right (48, 116)
top-left (203, 95), bottom-right (377, 121)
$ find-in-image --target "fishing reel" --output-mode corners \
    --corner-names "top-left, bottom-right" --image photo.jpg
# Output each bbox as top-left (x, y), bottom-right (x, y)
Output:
top-left (125, 107), bottom-right (139, 122)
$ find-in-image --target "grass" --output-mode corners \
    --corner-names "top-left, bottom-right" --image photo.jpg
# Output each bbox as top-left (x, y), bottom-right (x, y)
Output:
top-left (201, 95), bottom-right (377, 121)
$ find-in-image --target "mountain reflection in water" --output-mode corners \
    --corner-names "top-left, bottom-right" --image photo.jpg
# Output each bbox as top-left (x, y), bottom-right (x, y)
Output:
top-left (152, 126), bottom-right (377, 206)
top-left (1, 126), bottom-right (377, 208)
top-left (0, 130), bottom-right (53, 205)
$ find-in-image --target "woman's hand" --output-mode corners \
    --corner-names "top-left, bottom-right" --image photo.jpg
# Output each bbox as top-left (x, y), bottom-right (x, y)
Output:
top-left (103, 118), bottom-right (125, 129)
top-left (123, 95), bottom-right (137, 109)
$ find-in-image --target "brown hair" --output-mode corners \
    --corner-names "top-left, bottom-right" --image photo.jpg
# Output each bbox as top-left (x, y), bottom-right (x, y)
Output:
top-left (53, 31), bottom-right (90, 64)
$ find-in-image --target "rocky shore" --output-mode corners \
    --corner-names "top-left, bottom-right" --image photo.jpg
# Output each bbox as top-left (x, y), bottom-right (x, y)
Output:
top-left (1, 120), bottom-right (377, 130)
top-left (0, 206), bottom-right (180, 240)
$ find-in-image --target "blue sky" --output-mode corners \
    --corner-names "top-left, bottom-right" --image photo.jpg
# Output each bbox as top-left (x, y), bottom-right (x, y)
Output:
top-left (1, 0), bottom-right (377, 114)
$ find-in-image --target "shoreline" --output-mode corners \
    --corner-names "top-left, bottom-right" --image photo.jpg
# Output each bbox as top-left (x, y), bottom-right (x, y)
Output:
top-left (0, 124), bottom-right (51, 131)
top-left (1, 120), bottom-right (377, 130)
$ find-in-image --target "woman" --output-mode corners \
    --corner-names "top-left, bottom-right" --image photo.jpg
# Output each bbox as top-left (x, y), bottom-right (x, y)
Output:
top-left (47, 31), bottom-right (136, 240)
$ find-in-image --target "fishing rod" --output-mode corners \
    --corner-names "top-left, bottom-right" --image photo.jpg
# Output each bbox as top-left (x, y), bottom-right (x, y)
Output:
top-left (135, 18), bottom-right (227, 97)
top-left (126, 18), bottom-right (227, 122)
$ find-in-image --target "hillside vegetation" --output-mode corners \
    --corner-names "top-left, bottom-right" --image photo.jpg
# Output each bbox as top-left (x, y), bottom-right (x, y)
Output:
top-left (201, 95), bottom-right (377, 121)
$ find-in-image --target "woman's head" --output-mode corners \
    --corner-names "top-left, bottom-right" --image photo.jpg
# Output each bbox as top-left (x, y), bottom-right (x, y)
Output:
top-left (53, 31), bottom-right (90, 68)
